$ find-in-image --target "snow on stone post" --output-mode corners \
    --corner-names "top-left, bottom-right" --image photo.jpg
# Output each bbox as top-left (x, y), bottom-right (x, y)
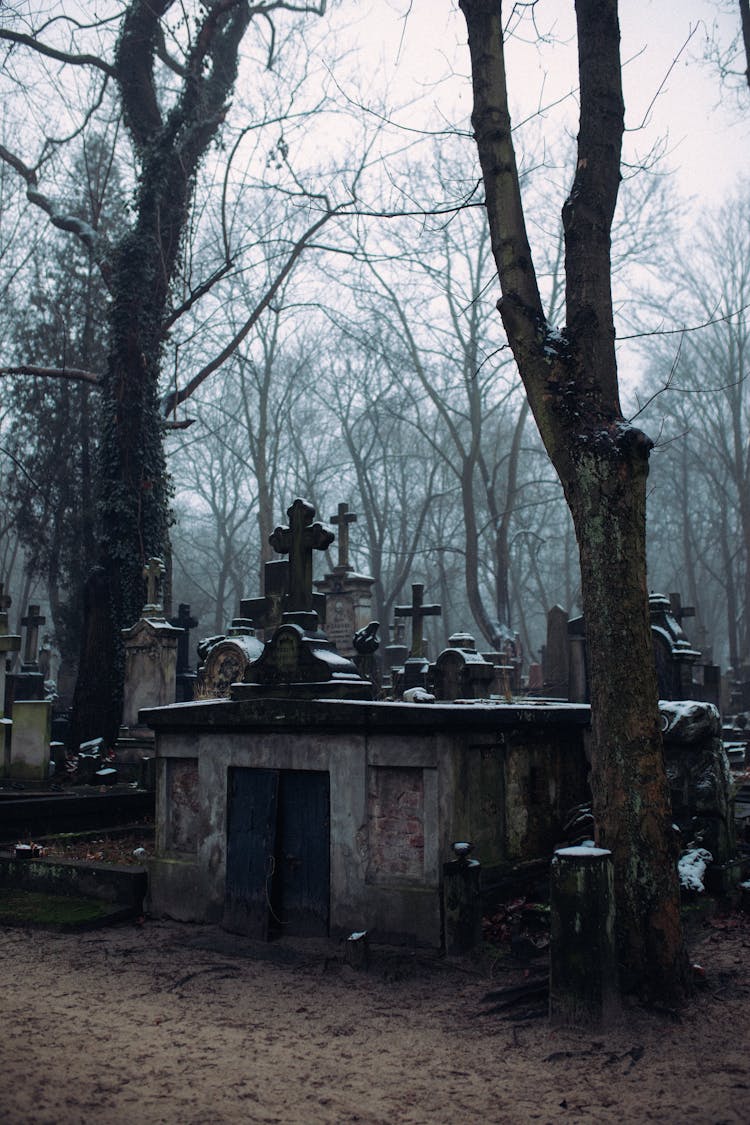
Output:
top-left (549, 846), bottom-right (619, 1027)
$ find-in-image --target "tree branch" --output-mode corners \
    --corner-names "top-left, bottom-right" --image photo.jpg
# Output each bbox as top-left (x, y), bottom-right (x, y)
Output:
top-left (0, 28), bottom-right (115, 76)
top-left (0, 144), bottom-right (113, 290)
top-left (0, 365), bottom-right (101, 385)
top-left (161, 207), bottom-right (338, 414)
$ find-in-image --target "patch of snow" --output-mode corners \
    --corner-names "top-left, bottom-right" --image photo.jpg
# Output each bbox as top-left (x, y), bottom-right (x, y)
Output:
top-left (554, 846), bottom-right (611, 858)
top-left (678, 847), bottom-right (713, 893)
top-left (403, 687), bottom-right (435, 703)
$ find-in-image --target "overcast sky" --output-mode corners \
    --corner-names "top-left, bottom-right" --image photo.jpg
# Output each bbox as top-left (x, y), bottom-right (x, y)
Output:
top-left (351, 0), bottom-right (748, 212)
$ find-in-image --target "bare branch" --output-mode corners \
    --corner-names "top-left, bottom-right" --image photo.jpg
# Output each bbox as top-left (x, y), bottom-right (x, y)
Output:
top-left (161, 206), bottom-right (338, 414)
top-left (0, 28), bottom-right (115, 76)
top-left (0, 365), bottom-right (101, 385)
top-left (164, 260), bottom-right (235, 331)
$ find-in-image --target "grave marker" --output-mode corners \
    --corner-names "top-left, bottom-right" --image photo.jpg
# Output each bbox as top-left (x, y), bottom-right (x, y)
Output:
top-left (331, 502), bottom-right (357, 571)
top-left (394, 583), bottom-right (441, 660)
top-left (269, 498), bottom-right (334, 627)
top-left (20, 604), bottom-right (46, 672)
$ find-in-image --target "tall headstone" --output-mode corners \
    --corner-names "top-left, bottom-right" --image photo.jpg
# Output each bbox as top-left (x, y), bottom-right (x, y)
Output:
top-left (120, 557), bottom-right (183, 737)
top-left (314, 502), bottom-right (375, 658)
top-left (8, 699), bottom-right (52, 781)
top-left (543, 605), bottom-right (569, 698)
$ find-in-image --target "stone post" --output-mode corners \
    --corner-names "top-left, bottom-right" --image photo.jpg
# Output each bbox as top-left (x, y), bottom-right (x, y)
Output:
top-left (442, 845), bottom-right (482, 955)
top-left (549, 846), bottom-right (618, 1027)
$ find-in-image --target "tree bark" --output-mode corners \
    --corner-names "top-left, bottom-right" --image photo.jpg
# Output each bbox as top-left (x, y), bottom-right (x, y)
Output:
top-left (72, 0), bottom-right (253, 743)
top-left (459, 0), bottom-right (689, 1003)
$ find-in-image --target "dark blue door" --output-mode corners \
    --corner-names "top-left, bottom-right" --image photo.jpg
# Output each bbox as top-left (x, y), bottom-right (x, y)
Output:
top-left (223, 768), bottom-right (330, 939)
top-left (224, 767), bottom-right (279, 939)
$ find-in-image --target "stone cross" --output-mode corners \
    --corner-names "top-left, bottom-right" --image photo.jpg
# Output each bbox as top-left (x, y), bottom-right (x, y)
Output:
top-left (21, 604), bottom-right (46, 668)
top-left (143, 557), bottom-right (166, 614)
top-left (394, 583), bottom-right (441, 659)
top-left (269, 499), bottom-right (334, 614)
top-left (669, 592), bottom-right (695, 627)
top-left (331, 502), bottom-right (357, 571)
top-left (169, 602), bottom-right (198, 674)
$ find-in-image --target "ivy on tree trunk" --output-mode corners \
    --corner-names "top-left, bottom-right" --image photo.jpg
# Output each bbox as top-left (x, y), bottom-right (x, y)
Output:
top-left (71, 0), bottom-right (254, 746)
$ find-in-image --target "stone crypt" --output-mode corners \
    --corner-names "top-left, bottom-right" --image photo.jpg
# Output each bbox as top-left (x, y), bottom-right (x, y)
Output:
top-left (143, 499), bottom-right (591, 947)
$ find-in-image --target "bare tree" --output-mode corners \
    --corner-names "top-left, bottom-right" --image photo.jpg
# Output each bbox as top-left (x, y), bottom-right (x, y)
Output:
top-left (459, 0), bottom-right (688, 1003)
top-left (0, 1), bottom-right (327, 744)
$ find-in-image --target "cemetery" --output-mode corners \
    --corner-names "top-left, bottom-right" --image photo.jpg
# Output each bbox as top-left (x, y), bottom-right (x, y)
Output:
top-left (1, 2), bottom-right (749, 1119)
top-left (2, 498), bottom-right (749, 968)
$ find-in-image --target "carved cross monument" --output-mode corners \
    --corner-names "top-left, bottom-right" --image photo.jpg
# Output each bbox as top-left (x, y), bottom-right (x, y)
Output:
top-left (143, 557), bottom-right (166, 615)
top-left (21, 604), bottom-right (46, 671)
top-left (394, 584), bottom-right (441, 659)
top-left (269, 498), bottom-right (334, 617)
top-left (331, 502), bottom-right (357, 572)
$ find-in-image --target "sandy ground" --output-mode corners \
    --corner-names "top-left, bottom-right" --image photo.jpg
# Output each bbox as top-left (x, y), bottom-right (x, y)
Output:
top-left (0, 913), bottom-right (748, 1125)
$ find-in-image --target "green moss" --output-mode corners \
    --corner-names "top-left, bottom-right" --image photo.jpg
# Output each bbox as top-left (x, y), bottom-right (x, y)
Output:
top-left (0, 888), bottom-right (112, 926)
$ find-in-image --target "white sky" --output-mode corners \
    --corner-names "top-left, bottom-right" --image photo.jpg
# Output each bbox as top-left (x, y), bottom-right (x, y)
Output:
top-left (353, 0), bottom-right (748, 213)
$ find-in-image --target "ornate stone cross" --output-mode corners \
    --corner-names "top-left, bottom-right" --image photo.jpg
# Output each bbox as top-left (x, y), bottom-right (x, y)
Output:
top-left (21, 604), bottom-right (46, 668)
top-left (143, 557), bottom-right (166, 614)
top-left (269, 498), bottom-right (334, 614)
top-left (331, 502), bottom-right (357, 571)
top-left (394, 583), bottom-right (441, 659)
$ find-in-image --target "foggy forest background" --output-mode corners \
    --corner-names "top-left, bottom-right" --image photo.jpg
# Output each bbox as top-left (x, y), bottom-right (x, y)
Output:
top-left (1, 1), bottom-right (748, 686)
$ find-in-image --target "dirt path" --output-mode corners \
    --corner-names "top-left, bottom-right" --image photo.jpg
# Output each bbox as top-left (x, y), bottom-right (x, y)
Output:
top-left (0, 915), bottom-right (748, 1124)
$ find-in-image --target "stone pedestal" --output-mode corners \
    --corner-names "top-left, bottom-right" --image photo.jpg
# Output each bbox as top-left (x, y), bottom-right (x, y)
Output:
top-left (9, 700), bottom-right (52, 781)
top-left (550, 847), bottom-right (618, 1027)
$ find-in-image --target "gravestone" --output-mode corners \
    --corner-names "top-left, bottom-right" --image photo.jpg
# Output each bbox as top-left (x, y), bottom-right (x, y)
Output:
top-left (200, 620), bottom-right (264, 699)
top-left (394, 583), bottom-right (441, 692)
top-left (433, 633), bottom-right (495, 701)
top-left (314, 503), bottom-right (375, 658)
top-left (543, 605), bottom-right (569, 698)
top-left (0, 585), bottom-right (21, 716)
top-left (650, 593), bottom-right (701, 700)
top-left (169, 603), bottom-right (199, 702)
top-left (383, 621), bottom-right (408, 674)
top-left (268, 497), bottom-right (334, 631)
top-left (234, 498), bottom-right (372, 700)
top-left (8, 699), bottom-right (52, 781)
top-left (242, 559), bottom-right (328, 639)
top-left (241, 559), bottom-right (289, 638)
top-left (9, 603), bottom-right (46, 702)
top-left (120, 558), bottom-right (183, 735)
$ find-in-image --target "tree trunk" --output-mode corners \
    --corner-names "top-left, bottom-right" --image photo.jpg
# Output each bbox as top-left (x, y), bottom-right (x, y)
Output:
top-left (459, 0), bottom-right (689, 1004)
top-left (564, 430), bottom-right (687, 996)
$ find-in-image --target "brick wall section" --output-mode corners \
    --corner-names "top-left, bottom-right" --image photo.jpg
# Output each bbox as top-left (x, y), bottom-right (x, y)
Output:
top-left (167, 758), bottom-right (200, 854)
top-left (367, 766), bottom-right (424, 882)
